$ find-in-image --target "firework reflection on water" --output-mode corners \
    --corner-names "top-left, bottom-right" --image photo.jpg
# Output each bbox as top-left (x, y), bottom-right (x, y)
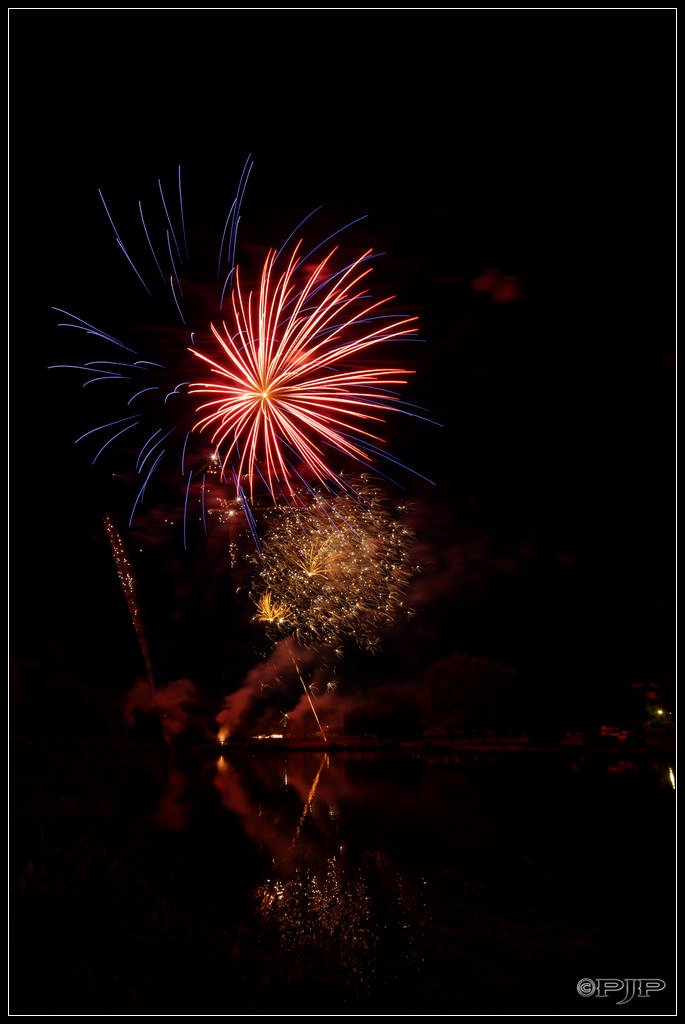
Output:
top-left (213, 750), bottom-right (428, 1003)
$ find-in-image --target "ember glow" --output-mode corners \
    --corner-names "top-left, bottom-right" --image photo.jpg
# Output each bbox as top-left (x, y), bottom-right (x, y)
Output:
top-left (189, 241), bottom-right (419, 502)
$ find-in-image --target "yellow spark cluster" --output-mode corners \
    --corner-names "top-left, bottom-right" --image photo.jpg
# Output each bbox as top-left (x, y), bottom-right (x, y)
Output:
top-left (291, 537), bottom-right (343, 578)
top-left (253, 591), bottom-right (292, 625)
top-left (249, 479), bottom-right (417, 652)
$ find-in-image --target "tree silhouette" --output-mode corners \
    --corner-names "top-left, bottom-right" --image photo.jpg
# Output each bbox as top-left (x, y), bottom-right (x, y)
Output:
top-left (419, 653), bottom-right (518, 742)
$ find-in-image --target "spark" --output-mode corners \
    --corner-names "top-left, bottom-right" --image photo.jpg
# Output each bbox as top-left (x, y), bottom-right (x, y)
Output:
top-left (252, 591), bottom-right (292, 625)
top-left (249, 478), bottom-right (418, 653)
top-left (291, 537), bottom-right (342, 578)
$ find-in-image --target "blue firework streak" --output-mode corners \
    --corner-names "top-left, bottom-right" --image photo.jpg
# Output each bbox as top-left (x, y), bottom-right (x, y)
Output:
top-left (49, 160), bottom-right (437, 550)
top-left (50, 158), bottom-right (261, 547)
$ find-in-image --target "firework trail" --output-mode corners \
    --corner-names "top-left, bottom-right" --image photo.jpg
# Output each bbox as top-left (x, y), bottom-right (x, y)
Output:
top-left (103, 513), bottom-right (154, 684)
top-left (50, 162), bottom-right (434, 548)
top-left (289, 649), bottom-right (327, 742)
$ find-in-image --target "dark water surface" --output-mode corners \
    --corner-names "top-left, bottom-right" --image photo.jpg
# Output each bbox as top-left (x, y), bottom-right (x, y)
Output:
top-left (11, 742), bottom-right (676, 1015)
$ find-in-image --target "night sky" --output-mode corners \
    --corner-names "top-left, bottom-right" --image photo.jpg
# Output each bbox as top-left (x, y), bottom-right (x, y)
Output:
top-left (10, 12), bottom-right (675, 711)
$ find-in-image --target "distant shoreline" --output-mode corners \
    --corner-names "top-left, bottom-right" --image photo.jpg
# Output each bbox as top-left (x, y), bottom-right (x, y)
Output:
top-left (212, 734), bottom-right (675, 755)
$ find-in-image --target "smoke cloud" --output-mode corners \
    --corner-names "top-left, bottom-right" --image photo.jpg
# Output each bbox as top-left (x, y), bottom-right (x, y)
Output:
top-left (124, 676), bottom-right (198, 742)
top-left (216, 638), bottom-right (320, 739)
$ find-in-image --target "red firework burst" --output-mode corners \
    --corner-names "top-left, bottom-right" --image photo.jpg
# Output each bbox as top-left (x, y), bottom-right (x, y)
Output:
top-left (188, 240), bottom-right (417, 500)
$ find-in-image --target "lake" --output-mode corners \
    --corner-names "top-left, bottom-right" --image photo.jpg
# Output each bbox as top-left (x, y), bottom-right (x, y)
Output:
top-left (10, 741), bottom-right (676, 1015)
